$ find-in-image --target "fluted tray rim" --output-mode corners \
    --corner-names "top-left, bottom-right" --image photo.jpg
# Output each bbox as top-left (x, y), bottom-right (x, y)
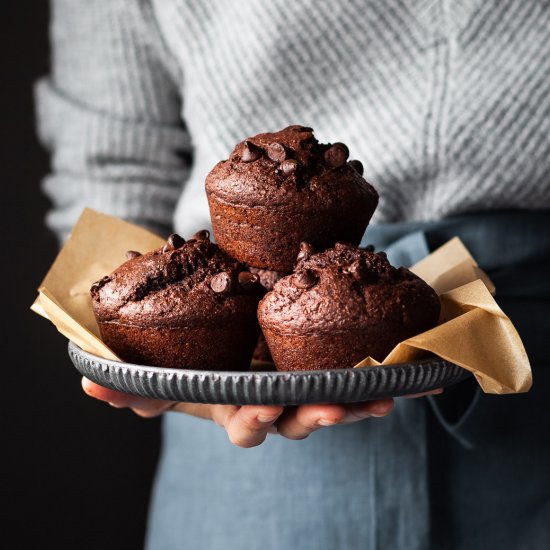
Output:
top-left (68, 340), bottom-right (457, 379)
top-left (68, 341), bottom-right (471, 404)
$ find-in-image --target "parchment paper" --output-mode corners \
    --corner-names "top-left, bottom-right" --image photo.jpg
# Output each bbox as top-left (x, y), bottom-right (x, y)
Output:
top-left (31, 209), bottom-right (532, 394)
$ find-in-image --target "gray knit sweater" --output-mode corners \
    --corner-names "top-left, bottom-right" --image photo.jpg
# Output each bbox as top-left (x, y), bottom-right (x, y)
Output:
top-left (37, 0), bottom-right (550, 240)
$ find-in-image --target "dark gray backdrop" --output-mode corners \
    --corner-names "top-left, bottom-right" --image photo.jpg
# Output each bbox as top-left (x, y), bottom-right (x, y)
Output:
top-left (3, 3), bottom-right (161, 548)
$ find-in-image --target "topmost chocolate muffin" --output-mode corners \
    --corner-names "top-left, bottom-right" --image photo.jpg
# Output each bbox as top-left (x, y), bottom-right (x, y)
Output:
top-left (206, 125), bottom-right (379, 272)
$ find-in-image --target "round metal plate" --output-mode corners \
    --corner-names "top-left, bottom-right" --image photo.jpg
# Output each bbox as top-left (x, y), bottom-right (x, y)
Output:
top-left (68, 341), bottom-right (470, 406)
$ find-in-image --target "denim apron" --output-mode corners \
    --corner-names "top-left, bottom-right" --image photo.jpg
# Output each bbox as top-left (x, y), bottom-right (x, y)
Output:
top-left (146, 211), bottom-right (550, 550)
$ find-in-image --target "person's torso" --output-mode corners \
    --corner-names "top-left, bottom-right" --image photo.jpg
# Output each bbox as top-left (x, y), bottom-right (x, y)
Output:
top-left (147, 0), bottom-right (550, 235)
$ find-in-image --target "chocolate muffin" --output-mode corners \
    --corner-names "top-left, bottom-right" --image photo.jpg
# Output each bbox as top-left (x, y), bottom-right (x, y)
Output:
top-left (251, 333), bottom-right (273, 364)
top-left (258, 242), bottom-right (441, 371)
top-left (206, 125), bottom-right (379, 272)
top-left (248, 267), bottom-right (285, 363)
top-left (91, 231), bottom-right (264, 370)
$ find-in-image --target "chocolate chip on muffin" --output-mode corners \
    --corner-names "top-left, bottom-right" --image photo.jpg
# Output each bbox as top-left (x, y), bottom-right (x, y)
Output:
top-left (205, 125), bottom-right (379, 272)
top-left (257, 242), bottom-right (441, 371)
top-left (91, 232), bottom-right (264, 370)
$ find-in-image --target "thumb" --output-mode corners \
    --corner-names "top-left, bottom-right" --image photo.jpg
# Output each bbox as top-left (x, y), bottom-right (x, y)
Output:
top-left (81, 377), bottom-right (175, 418)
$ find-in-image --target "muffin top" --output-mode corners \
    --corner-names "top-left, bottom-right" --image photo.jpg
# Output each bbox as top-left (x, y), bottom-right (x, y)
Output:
top-left (205, 125), bottom-right (378, 208)
top-left (258, 242), bottom-right (440, 334)
top-left (91, 231), bottom-right (264, 328)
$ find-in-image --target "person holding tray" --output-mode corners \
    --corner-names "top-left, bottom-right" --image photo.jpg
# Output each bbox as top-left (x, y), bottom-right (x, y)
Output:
top-left (37, 1), bottom-right (550, 549)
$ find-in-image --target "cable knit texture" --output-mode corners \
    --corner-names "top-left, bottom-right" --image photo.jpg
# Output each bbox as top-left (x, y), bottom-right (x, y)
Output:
top-left (35, 3), bottom-right (550, 550)
top-left (37, 0), bottom-right (550, 242)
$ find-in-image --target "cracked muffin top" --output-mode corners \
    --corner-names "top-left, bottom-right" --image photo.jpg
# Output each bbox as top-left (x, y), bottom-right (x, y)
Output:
top-left (91, 230), bottom-right (264, 329)
top-left (205, 124), bottom-right (378, 209)
top-left (258, 242), bottom-right (440, 335)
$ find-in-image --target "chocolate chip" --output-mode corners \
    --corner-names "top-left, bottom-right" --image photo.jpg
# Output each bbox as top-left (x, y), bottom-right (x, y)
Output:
top-left (296, 242), bottom-right (316, 263)
top-left (126, 250), bottom-right (141, 260)
top-left (292, 270), bottom-right (317, 289)
top-left (210, 272), bottom-right (232, 294)
top-left (238, 271), bottom-right (259, 288)
top-left (267, 142), bottom-right (288, 163)
top-left (168, 233), bottom-right (185, 249)
top-left (162, 235), bottom-right (183, 253)
top-left (192, 229), bottom-right (210, 241)
top-left (377, 251), bottom-right (388, 259)
top-left (324, 143), bottom-right (349, 168)
top-left (344, 260), bottom-right (366, 281)
top-left (364, 244), bottom-right (375, 252)
top-left (90, 275), bottom-right (110, 294)
top-left (348, 159), bottom-right (364, 175)
top-left (280, 159), bottom-right (300, 176)
top-left (241, 140), bottom-right (262, 163)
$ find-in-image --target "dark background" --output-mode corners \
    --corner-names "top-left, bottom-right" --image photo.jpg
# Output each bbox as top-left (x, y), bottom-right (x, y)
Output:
top-left (3, 3), bottom-right (160, 548)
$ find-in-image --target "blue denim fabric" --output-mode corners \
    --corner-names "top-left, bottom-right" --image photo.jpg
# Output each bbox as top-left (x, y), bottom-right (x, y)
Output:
top-left (146, 211), bottom-right (550, 550)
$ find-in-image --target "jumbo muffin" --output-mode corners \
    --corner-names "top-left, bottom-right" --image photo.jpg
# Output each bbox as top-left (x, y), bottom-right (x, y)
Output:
top-left (206, 125), bottom-right (379, 272)
top-left (91, 231), bottom-right (264, 370)
top-left (258, 242), bottom-right (440, 371)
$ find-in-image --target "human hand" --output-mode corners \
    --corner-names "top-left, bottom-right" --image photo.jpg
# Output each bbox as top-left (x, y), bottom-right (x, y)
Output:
top-left (82, 378), bottom-right (441, 448)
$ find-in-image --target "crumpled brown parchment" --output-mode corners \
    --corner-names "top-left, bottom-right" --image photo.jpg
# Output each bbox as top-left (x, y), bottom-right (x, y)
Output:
top-left (31, 209), bottom-right (532, 394)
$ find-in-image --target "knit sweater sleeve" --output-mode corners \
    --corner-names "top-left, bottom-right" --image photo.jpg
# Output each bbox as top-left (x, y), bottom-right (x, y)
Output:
top-left (35, 0), bottom-right (190, 242)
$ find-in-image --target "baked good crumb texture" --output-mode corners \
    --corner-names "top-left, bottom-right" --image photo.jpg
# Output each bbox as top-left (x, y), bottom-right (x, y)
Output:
top-left (91, 231), bottom-right (264, 370)
top-left (258, 242), bottom-right (440, 371)
top-left (206, 125), bottom-right (378, 272)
